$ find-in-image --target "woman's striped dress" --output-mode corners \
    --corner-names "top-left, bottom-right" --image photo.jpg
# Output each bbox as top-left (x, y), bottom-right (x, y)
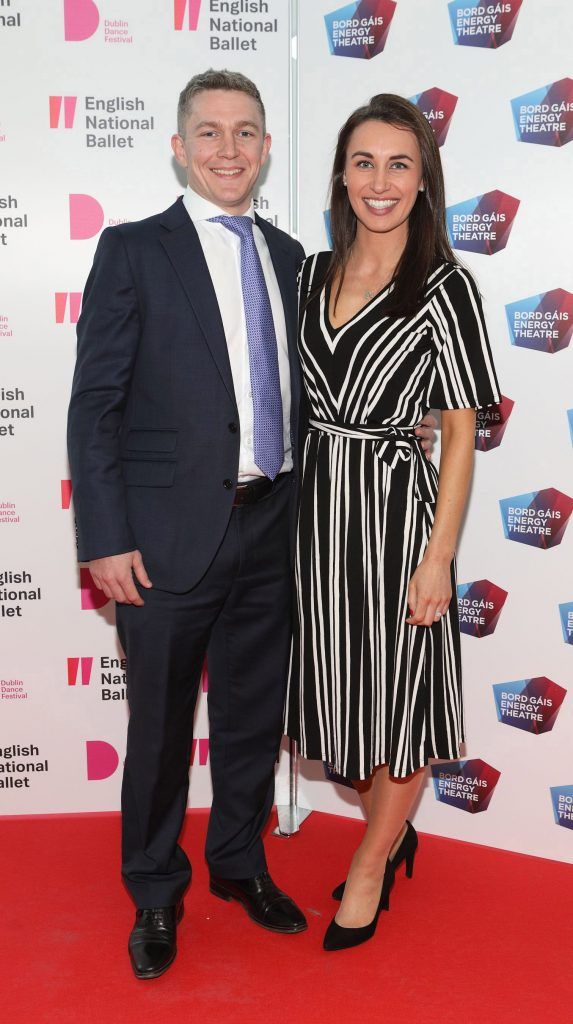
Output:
top-left (285, 253), bottom-right (501, 780)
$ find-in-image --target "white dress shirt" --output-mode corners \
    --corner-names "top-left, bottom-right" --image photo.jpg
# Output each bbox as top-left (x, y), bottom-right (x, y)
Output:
top-left (182, 187), bottom-right (292, 481)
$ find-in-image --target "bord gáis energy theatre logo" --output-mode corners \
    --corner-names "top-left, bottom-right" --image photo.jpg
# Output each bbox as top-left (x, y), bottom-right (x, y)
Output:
top-left (511, 78), bottom-right (573, 148)
top-left (457, 579), bottom-right (508, 638)
top-left (448, 1), bottom-right (522, 48)
top-left (431, 759), bottom-right (501, 814)
top-left (447, 190), bottom-right (519, 255)
top-left (505, 288), bottom-right (573, 354)
top-left (325, 0), bottom-right (396, 59)
top-left (499, 488), bottom-right (573, 549)
top-left (493, 677), bottom-right (567, 735)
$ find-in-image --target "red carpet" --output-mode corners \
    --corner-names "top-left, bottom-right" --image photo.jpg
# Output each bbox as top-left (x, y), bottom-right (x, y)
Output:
top-left (2, 810), bottom-right (570, 1024)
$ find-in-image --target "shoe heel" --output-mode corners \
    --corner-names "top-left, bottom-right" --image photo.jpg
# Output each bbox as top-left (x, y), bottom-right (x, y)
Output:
top-left (405, 848), bottom-right (416, 879)
top-left (209, 882), bottom-right (233, 902)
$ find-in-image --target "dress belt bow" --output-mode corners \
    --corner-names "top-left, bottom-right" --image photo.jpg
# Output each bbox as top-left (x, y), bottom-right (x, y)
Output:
top-left (308, 419), bottom-right (438, 502)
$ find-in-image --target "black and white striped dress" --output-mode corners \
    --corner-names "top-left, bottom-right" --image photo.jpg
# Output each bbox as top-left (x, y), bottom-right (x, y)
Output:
top-left (285, 254), bottom-right (501, 779)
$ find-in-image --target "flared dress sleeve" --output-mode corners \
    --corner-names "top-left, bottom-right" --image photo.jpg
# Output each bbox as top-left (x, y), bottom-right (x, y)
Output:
top-left (428, 266), bottom-right (501, 410)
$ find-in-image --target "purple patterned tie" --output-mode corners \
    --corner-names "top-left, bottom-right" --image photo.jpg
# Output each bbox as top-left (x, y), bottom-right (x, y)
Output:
top-left (210, 215), bottom-right (284, 480)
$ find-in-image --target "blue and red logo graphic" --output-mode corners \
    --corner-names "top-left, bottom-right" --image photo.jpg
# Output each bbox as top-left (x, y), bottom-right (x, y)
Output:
top-left (324, 763), bottom-right (354, 788)
top-left (505, 288), bottom-right (573, 354)
top-left (447, 190), bottom-right (519, 255)
top-left (559, 602), bottom-right (573, 645)
top-left (431, 759), bottom-right (501, 814)
top-left (499, 488), bottom-right (573, 550)
top-left (493, 677), bottom-right (567, 735)
top-left (324, 0), bottom-right (396, 59)
top-left (448, 1), bottom-right (522, 49)
top-left (511, 79), bottom-right (573, 147)
top-left (475, 395), bottom-right (514, 451)
top-left (568, 409), bottom-right (573, 445)
top-left (551, 785), bottom-right (573, 830)
top-left (457, 580), bottom-right (508, 638)
top-left (410, 87), bottom-right (458, 147)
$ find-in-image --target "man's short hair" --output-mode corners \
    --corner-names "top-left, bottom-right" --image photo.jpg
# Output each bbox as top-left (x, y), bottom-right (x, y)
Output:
top-left (177, 69), bottom-right (266, 136)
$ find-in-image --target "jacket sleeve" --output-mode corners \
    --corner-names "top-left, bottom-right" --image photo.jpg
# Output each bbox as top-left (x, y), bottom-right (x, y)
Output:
top-left (67, 227), bottom-right (141, 561)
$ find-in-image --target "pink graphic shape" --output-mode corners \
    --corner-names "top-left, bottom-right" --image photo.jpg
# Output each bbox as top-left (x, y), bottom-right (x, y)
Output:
top-left (475, 395), bottom-right (515, 451)
top-left (69, 194), bottom-right (104, 240)
top-left (201, 659), bottom-right (209, 692)
top-left (61, 479), bottom-right (73, 509)
top-left (55, 291), bottom-right (82, 323)
top-left (86, 740), bottom-right (119, 780)
top-left (80, 567), bottom-right (110, 610)
top-left (67, 656), bottom-right (93, 686)
top-left (64, 0), bottom-right (100, 41)
top-left (174, 0), bottom-right (201, 30)
top-left (49, 95), bottom-right (77, 128)
top-left (191, 738), bottom-right (210, 766)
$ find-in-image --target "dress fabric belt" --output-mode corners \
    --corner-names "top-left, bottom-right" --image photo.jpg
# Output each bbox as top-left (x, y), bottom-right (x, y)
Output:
top-left (308, 419), bottom-right (438, 503)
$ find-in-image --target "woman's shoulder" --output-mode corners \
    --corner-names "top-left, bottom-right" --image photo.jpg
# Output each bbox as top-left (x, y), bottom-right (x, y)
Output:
top-left (426, 261), bottom-right (480, 302)
top-left (299, 251), bottom-right (332, 291)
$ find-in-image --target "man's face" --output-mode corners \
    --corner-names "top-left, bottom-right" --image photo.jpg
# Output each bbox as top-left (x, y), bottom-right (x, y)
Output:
top-left (172, 89), bottom-right (271, 214)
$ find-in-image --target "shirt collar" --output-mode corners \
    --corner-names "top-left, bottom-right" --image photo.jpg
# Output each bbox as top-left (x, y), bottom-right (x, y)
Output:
top-left (182, 186), bottom-right (255, 224)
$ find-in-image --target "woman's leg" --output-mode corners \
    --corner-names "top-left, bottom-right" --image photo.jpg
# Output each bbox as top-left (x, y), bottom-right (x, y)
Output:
top-left (336, 767), bottom-right (425, 928)
top-left (353, 767), bottom-right (409, 858)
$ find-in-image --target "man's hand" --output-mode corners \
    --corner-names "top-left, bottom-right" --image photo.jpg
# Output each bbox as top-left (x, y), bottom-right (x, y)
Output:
top-left (415, 412), bottom-right (438, 460)
top-left (89, 550), bottom-right (152, 606)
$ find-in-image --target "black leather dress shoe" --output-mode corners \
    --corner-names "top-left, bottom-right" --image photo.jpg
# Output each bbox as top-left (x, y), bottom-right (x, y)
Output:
top-left (128, 901), bottom-right (184, 980)
top-left (210, 872), bottom-right (307, 934)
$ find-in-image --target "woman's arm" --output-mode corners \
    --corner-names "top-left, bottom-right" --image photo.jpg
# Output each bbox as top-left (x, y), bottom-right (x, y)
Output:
top-left (406, 408), bottom-right (476, 627)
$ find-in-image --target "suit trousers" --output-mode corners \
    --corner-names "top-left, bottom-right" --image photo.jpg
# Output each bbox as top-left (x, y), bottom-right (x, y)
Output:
top-left (116, 473), bottom-right (294, 908)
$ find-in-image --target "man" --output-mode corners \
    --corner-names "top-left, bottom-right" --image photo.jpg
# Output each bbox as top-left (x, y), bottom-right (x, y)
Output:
top-left (68, 69), bottom-right (435, 979)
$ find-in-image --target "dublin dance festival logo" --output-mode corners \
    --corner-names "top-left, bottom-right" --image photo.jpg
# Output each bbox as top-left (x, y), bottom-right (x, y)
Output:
top-left (493, 677), bottom-right (567, 735)
top-left (475, 396), bottom-right (514, 451)
top-left (511, 79), bottom-right (573, 147)
top-left (63, 0), bottom-right (100, 40)
top-left (505, 289), bottom-right (573, 354)
top-left (457, 580), bottom-right (508, 638)
top-left (431, 759), bottom-right (501, 813)
top-left (447, 191), bottom-right (519, 255)
top-left (499, 488), bottom-right (573, 549)
top-left (448, 1), bottom-right (522, 49)
top-left (324, 0), bottom-right (396, 59)
top-left (410, 88), bottom-right (458, 147)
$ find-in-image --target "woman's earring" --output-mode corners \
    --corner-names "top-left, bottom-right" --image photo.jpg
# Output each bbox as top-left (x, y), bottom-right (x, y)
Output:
top-left (418, 185), bottom-right (425, 192)
top-left (342, 176), bottom-right (347, 187)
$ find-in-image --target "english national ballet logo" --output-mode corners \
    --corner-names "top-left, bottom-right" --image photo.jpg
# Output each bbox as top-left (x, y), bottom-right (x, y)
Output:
top-left (457, 579), bottom-right (508, 638)
top-left (499, 488), bottom-right (573, 550)
top-left (511, 79), bottom-right (573, 148)
top-left (493, 677), bottom-right (567, 735)
top-left (448, 1), bottom-right (522, 49)
top-left (505, 288), bottom-right (573, 354)
top-left (67, 657), bottom-right (94, 686)
top-left (551, 785), bottom-right (573, 831)
top-left (69, 194), bottom-right (104, 240)
top-left (174, 0), bottom-right (202, 30)
top-left (55, 293), bottom-right (82, 324)
top-left (49, 96), bottom-right (78, 129)
top-left (559, 602), bottom-right (573, 646)
top-left (324, 0), bottom-right (397, 59)
top-left (431, 758), bottom-right (501, 813)
top-left (86, 739), bottom-right (119, 780)
top-left (447, 190), bottom-right (519, 255)
top-left (409, 88), bottom-right (458, 147)
top-left (475, 395), bottom-right (514, 451)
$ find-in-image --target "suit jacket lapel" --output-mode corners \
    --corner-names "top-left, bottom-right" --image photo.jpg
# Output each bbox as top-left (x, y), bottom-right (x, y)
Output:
top-left (159, 199), bottom-right (236, 405)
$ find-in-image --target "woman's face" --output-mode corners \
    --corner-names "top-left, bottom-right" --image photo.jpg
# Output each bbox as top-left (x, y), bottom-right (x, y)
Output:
top-left (343, 119), bottom-right (424, 238)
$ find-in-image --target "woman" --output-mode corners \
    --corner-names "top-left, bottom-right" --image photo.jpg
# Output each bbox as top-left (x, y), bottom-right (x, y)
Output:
top-left (285, 94), bottom-right (501, 951)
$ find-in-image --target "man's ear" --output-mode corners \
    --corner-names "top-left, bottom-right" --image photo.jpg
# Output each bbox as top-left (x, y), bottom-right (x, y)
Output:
top-left (260, 132), bottom-right (272, 168)
top-left (171, 134), bottom-right (188, 169)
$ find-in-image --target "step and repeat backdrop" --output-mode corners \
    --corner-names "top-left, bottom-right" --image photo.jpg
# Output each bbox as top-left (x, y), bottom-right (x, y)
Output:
top-left (1, 0), bottom-right (572, 864)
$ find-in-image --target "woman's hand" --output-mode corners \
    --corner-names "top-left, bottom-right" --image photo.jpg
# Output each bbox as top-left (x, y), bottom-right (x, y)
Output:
top-left (406, 556), bottom-right (452, 627)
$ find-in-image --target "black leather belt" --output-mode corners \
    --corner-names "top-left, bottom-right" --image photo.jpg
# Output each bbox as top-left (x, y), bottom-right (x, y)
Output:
top-left (233, 472), bottom-right (290, 507)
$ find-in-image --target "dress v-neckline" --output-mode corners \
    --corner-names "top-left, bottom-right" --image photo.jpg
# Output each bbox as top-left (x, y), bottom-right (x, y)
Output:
top-left (324, 278), bottom-right (392, 336)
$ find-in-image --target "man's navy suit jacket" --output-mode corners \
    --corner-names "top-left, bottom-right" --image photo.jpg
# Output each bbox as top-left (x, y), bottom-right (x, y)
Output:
top-left (68, 196), bottom-right (306, 593)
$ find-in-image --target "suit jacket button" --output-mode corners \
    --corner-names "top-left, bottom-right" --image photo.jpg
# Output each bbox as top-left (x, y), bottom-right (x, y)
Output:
top-left (223, 479), bottom-right (233, 489)
top-left (228, 422), bottom-right (238, 433)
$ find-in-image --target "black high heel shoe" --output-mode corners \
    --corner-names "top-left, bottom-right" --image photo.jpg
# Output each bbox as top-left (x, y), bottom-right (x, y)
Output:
top-left (323, 861), bottom-right (395, 952)
top-left (331, 820), bottom-right (418, 902)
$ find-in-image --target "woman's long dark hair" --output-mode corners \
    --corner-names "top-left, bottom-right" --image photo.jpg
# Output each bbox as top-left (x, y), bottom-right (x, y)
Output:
top-left (325, 93), bottom-right (457, 317)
